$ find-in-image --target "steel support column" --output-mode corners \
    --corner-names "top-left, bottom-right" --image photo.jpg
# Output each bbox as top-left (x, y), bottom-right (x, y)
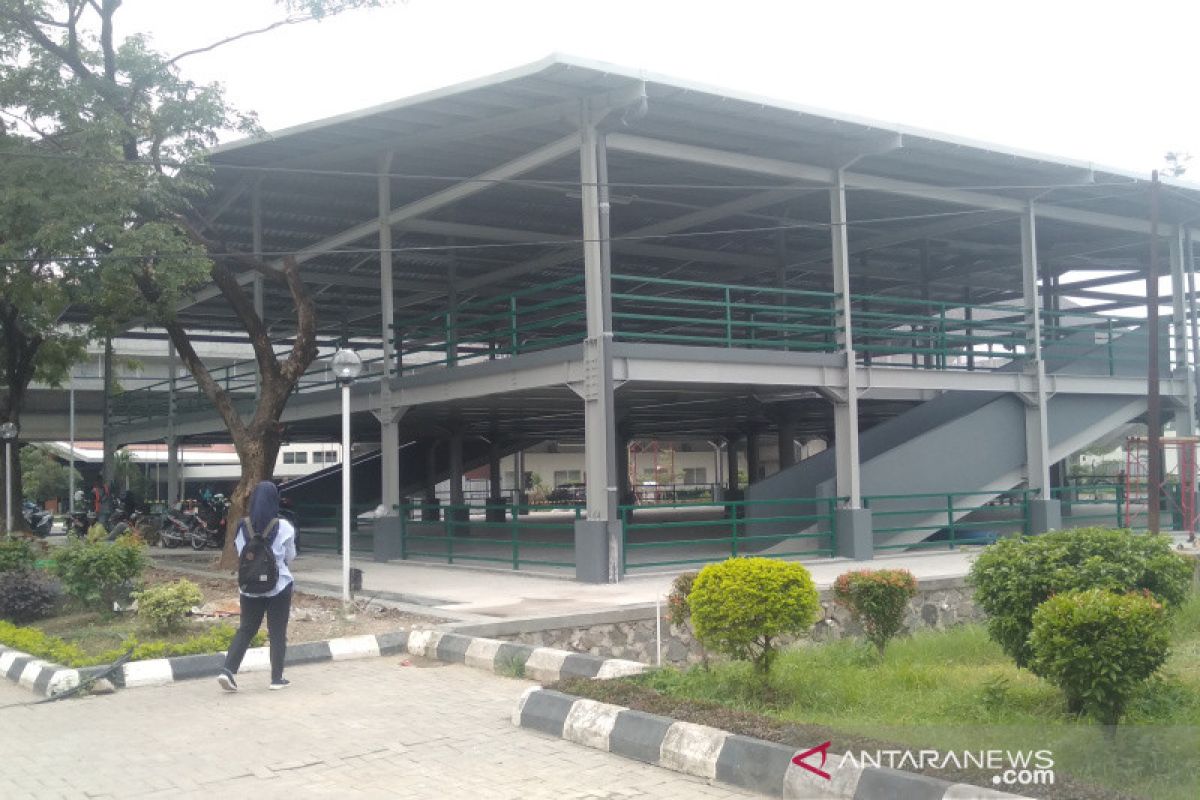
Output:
top-left (448, 428), bottom-right (465, 520)
top-left (166, 341), bottom-right (178, 506)
top-left (577, 114), bottom-right (621, 582)
top-left (777, 409), bottom-right (796, 470)
top-left (1020, 203), bottom-right (1057, 531)
top-left (831, 171), bottom-right (862, 507)
top-left (745, 429), bottom-right (761, 484)
top-left (1170, 228), bottom-right (1197, 434)
top-left (378, 152), bottom-right (403, 514)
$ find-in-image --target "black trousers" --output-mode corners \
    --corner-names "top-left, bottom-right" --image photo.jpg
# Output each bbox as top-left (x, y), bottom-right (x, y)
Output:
top-left (224, 582), bottom-right (293, 682)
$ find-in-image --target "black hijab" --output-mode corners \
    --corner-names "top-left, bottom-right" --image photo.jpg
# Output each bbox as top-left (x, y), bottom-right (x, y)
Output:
top-left (248, 481), bottom-right (280, 535)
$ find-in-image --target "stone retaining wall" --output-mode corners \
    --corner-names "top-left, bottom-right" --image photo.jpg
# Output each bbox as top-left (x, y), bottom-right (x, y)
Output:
top-left (450, 576), bottom-right (980, 666)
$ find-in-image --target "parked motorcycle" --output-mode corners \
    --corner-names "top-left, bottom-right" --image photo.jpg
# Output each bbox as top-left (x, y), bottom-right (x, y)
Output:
top-left (108, 506), bottom-right (161, 545)
top-left (67, 509), bottom-right (94, 539)
top-left (21, 501), bottom-right (53, 537)
top-left (158, 507), bottom-right (196, 548)
top-left (188, 494), bottom-right (228, 550)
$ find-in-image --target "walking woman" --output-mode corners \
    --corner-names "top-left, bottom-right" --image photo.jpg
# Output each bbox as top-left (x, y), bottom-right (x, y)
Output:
top-left (218, 481), bottom-right (297, 692)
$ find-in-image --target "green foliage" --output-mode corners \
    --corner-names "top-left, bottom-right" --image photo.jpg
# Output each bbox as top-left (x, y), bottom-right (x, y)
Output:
top-left (20, 445), bottom-right (82, 502)
top-left (833, 568), bottom-right (918, 654)
top-left (49, 535), bottom-right (148, 610)
top-left (665, 571), bottom-right (698, 627)
top-left (1030, 589), bottom-right (1171, 725)
top-left (0, 619), bottom-right (263, 668)
top-left (134, 579), bottom-right (203, 634)
top-left (0, 569), bottom-right (60, 623)
top-left (0, 537), bottom-right (36, 573)
top-left (689, 557), bottom-right (820, 675)
top-left (968, 527), bottom-right (1191, 668)
top-left (112, 449), bottom-right (151, 499)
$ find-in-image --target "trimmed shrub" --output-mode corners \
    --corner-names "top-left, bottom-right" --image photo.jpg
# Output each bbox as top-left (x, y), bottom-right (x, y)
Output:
top-left (689, 557), bottom-right (820, 675)
top-left (968, 527), bottom-right (1190, 669)
top-left (0, 570), bottom-right (60, 623)
top-left (0, 538), bottom-right (36, 574)
top-left (833, 568), bottom-right (918, 654)
top-left (134, 579), bottom-right (203, 633)
top-left (50, 534), bottom-right (148, 611)
top-left (1029, 589), bottom-right (1170, 724)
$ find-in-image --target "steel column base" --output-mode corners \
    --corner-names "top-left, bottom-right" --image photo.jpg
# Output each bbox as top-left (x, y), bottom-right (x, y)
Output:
top-left (836, 508), bottom-right (874, 561)
top-left (1028, 499), bottom-right (1063, 535)
top-left (574, 519), bottom-right (622, 583)
top-left (373, 515), bottom-right (403, 562)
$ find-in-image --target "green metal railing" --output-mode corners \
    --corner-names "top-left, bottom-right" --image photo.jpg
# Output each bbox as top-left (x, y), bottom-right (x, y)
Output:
top-left (290, 502), bottom-right (379, 552)
top-left (620, 496), bottom-right (838, 572)
top-left (611, 274), bottom-right (841, 352)
top-left (1040, 309), bottom-right (1146, 376)
top-left (851, 295), bottom-right (1031, 370)
top-left (111, 347), bottom-right (388, 425)
top-left (398, 502), bottom-right (579, 569)
top-left (1050, 482), bottom-right (1124, 528)
top-left (864, 489), bottom-right (1037, 550)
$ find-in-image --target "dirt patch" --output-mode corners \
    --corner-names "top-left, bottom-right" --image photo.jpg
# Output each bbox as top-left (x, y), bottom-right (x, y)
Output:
top-left (552, 678), bottom-right (1142, 800)
top-left (143, 567), bottom-right (447, 643)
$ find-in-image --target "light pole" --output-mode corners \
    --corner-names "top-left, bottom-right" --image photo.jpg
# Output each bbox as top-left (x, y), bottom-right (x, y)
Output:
top-left (2, 422), bottom-right (19, 536)
top-left (332, 348), bottom-right (363, 604)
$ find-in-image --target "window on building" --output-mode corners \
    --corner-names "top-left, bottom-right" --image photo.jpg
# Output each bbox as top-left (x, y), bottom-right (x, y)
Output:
top-left (283, 451), bottom-right (308, 465)
top-left (553, 469), bottom-right (582, 486)
top-left (683, 467), bottom-right (707, 485)
top-left (310, 452), bottom-right (322, 464)
top-left (325, 450), bottom-right (338, 463)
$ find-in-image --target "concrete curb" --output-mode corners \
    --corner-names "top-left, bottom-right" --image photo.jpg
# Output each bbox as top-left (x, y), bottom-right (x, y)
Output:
top-left (0, 628), bottom-right (648, 695)
top-left (512, 688), bottom-right (1032, 800)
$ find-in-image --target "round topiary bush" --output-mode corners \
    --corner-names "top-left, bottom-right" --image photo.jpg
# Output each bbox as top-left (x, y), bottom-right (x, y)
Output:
top-left (832, 568), bottom-right (918, 654)
top-left (967, 527), bottom-right (1190, 669)
top-left (0, 569), bottom-right (60, 624)
top-left (1029, 588), bottom-right (1170, 724)
top-left (134, 578), bottom-right (204, 634)
top-left (689, 557), bottom-right (820, 675)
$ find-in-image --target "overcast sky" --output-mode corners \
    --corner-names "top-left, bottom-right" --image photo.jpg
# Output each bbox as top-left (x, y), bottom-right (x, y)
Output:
top-left (124, 0), bottom-right (1200, 179)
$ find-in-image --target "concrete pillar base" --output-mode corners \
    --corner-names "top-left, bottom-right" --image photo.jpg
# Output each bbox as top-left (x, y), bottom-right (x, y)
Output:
top-left (485, 498), bottom-right (506, 523)
top-left (1028, 498), bottom-right (1062, 535)
top-left (836, 508), bottom-right (874, 561)
top-left (574, 519), bottom-right (622, 583)
top-left (373, 515), bottom-right (403, 562)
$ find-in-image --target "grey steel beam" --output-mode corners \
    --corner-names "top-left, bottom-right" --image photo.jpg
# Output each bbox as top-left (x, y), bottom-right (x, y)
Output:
top-left (606, 133), bottom-right (1179, 237)
top-left (281, 134), bottom-right (580, 269)
top-left (456, 186), bottom-right (802, 293)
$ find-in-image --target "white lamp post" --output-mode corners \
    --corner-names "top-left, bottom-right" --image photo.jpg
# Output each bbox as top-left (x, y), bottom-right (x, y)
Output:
top-left (332, 348), bottom-right (363, 604)
top-left (1, 422), bottom-right (18, 536)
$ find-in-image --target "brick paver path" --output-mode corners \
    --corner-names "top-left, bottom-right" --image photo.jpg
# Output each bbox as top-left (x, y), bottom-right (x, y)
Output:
top-left (0, 657), bottom-right (756, 799)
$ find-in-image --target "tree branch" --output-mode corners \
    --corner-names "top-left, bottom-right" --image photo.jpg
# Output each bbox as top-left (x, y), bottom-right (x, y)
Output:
top-left (209, 260), bottom-right (282, 388)
top-left (277, 256), bottom-right (319, 390)
top-left (165, 16), bottom-right (311, 68)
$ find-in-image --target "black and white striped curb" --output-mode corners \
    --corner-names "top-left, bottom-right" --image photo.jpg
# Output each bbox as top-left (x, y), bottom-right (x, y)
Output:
top-left (512, 688), bottom-right (1032, 800)
top-left (0, 645), bottom-right (83, 698)
top-left (1, 630), bottom-right (647, 695)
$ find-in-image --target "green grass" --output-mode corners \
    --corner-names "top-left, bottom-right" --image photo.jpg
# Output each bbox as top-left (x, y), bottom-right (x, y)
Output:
top-left (632, 593), bottom-right (1200, 800)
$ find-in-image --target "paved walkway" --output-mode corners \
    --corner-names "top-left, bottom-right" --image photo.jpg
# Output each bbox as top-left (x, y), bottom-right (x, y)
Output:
top-left (152, 545), bottom-right (995, 621)
top-left (0, 657), bottom-right (757, 799)
top-left (151, 532), bottom-right (1199, 621)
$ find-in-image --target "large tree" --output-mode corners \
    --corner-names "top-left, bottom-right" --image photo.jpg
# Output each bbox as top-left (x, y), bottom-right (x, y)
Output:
top-left (0, 0), bottom-right (386, 557)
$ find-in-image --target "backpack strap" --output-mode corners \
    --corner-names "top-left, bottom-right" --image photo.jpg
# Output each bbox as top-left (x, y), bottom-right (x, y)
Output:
top-left (241, 516), bottom-right (256, 539)
top-left (262, 518), bottom-right (280, 543)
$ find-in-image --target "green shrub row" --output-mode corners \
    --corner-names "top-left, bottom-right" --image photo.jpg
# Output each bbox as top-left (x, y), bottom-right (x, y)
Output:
top-left (0, 619), bottom-right (264, 668)
top-left (134, 579), bottom-right (203, 634)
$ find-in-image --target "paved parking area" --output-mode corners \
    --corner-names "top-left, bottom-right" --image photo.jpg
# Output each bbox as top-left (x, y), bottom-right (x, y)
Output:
top-left (0, 656), bottom-right (756, 799)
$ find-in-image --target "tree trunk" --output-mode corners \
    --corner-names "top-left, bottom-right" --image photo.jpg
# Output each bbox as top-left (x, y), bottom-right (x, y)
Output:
top-left (1, 357), bottom-right (34, 536)
top-left (219, 419), bottom-right (283, 569)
